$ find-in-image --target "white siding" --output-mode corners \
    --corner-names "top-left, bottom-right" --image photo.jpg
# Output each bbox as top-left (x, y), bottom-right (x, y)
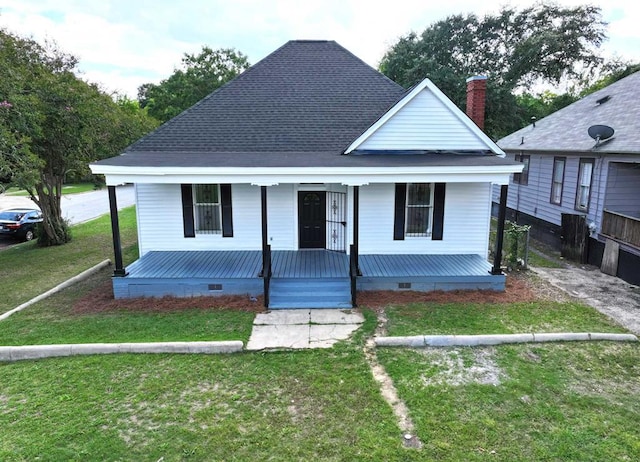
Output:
top-left (359, 183), bottom-right (491, 256)
top-left (137, 183), bottom-right (263, 255)
top-left (137, 182), bottom-right (493, 256)
top-left (358, 89), bottom-right (489, 151)
top-left (267, 184), bottom-right (296, 250)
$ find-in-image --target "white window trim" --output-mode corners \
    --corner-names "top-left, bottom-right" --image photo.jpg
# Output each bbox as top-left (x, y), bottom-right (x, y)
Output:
top-left (575, 159), bottom-right (594, 212)
top-left (405, 183), bottom-right (434, 237)
top-left (550, 157), bottom-right (565, 205)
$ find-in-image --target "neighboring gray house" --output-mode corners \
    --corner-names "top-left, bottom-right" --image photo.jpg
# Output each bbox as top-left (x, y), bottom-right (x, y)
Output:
top-left (494, 71), bottom-right (640, 285)
top-left (91, 40), bottom-right (521, 308)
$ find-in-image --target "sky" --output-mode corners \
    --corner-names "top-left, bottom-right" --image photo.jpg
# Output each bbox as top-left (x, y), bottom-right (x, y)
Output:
top-left (0, 0), bottom-right (639, 98)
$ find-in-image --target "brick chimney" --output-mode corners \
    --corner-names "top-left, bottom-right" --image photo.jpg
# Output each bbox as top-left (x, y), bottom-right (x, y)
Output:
top-left (466, 75), bottom-right (487, 130)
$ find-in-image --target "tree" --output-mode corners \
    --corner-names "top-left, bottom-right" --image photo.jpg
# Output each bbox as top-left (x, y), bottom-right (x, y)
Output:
top-left (138, 46), bottom-right (250, 122)
top-left (0, 28), bottom-right (158, 246)
top-left (379, 3), bottom-right (607, 138)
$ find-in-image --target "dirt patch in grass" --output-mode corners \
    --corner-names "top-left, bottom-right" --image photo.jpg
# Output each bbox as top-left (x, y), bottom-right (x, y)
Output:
top-left (419, 347), bottom-right (505, 387)
top-left (72, 280), bottom-right (264, 314)
top-left (358, 272), bottom-right (540, 309)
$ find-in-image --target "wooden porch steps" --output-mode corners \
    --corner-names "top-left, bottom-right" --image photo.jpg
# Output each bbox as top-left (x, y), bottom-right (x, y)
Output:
top-left (268, 278), bottom-right (352, 309)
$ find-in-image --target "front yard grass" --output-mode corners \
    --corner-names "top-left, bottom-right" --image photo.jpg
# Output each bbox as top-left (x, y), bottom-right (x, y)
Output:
top-left (383, 300), bottom-right (628, 337)
top-left (1, 347), bottom-right (405, 461)
top-left (0, 207), bottom-right (138, 316)
top-left (377, 342), bottom-right (640, 461)
top-left (0, 268), bottom-right (255, 345)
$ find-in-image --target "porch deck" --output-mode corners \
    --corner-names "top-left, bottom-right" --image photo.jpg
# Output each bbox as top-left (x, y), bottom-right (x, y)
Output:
top-left (113, 250), bottom-right (504, 299)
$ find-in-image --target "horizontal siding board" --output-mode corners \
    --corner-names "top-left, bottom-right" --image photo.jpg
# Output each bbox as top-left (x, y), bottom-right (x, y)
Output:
top-left (359, 89), bottom-right (488, 151)
top-left (497, 153), bottom-right (640, 235)
top-left (136, 184), bottom-right (262, 255)
top-left (359, 182), bottom-right (491, 255)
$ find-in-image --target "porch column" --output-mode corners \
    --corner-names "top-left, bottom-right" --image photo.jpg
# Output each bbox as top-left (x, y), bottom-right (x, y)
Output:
top-left (492, 184), bottom-right (508, 275)
top-left (353, 186), bottom-right (360, 275)
top-left (108, 185), bottom-right (127, 277)
top-left (260, 186), bottom-right (268, 276)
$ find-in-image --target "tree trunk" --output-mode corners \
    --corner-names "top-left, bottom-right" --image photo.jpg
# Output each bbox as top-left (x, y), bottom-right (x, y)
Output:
top-left (34, 176), bottom-right (71, 246)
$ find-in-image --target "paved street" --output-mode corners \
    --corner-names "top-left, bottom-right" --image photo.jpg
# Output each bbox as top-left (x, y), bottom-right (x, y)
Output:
top-left (0, 185), bottom-right (134, 249)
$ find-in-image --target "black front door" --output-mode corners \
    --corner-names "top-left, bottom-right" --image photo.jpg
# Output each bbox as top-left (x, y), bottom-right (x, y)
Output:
top-left (298, 191), bottom-right (326, 248)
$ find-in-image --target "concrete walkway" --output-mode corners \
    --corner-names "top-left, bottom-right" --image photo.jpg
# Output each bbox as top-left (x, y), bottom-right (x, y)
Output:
top-left (246, 309), bottom-right (364, 350)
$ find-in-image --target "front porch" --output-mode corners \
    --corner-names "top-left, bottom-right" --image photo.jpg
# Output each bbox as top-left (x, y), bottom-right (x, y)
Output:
top-left (113, 250), bottom-right (505, 306)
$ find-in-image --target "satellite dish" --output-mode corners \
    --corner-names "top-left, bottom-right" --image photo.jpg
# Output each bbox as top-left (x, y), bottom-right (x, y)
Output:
top-left (588, 125), bottom-right (615, 144)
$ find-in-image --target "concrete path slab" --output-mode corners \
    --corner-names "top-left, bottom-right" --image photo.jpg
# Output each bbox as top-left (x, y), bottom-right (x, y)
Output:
top-left (247, 309), bottom-right (364, 350)
top-left (310, 309), bottom-right (364, 324)
top-left (246, 325), bottom-right (310, 350)
top-left (254, 310), bottom-right (310, 325)
top-left (310, 324), bottom-right (363, 348)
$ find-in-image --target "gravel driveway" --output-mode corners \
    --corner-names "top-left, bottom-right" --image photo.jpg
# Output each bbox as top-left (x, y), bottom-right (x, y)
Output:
top-left (532, 265), bottom-right (640, 335)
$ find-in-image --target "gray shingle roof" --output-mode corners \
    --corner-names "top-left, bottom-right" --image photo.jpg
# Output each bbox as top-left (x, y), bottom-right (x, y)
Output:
top-left (125, 40), bottom-right (404, 155)
top-left (498, 71), bottom-right (640, 154)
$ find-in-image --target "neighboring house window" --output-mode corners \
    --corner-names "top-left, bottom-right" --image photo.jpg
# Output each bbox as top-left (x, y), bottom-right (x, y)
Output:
top-left (550, 157), bottom-right (566, 205)
top-left (405, 183), bottom-right (433, 237)
top-left (195, 184), bottom-right (221, 233)
top-left (575, 158), bottom-right (595, 212)
top-left (513, 154), bottom-right (530, 185)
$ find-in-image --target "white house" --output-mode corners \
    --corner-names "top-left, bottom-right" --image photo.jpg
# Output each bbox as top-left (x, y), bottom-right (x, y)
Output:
top-left (91, 40), bottom-right (522, 308)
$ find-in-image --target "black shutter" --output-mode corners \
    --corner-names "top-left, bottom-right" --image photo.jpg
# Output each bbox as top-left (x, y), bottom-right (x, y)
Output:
top-left (181, 184), bottom-right (195, 238)
top-left (393, 183), bottom-right (406, 240)
top-left (432, 183), bottom-right (446, 240)
top-left (220, 184), bottom-right (233, 237)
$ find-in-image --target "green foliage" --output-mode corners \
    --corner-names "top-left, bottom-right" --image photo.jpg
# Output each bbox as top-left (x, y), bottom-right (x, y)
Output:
top-left (138, 46), bottom-right (250, 122)
top-left (0, 27), bottom-right (158, 246)
top-left (516, 90), bottom-right (579, 125)
top-left (578, 61), bottom-right (640, 97)
top-left (379, 3), bottom-right (607, 139)
top-left (504, 221), bottom-right (531, 268)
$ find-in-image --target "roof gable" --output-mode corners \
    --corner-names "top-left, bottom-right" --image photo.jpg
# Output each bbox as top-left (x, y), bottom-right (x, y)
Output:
top-left (127, 40), bottom-right (404, 154)
top-left (345, 79), bottom-right (504, 155)
top-left (498, 71), bottom-right (640, 153)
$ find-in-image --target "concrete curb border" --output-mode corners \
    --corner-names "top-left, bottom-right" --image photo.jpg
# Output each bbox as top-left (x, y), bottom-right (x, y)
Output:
top-left (0, 341), bottom-right (244, 362)
top-left (0, 259), bottom-right (112, 322)
top-left (375, 332), bottom-right (638, 347)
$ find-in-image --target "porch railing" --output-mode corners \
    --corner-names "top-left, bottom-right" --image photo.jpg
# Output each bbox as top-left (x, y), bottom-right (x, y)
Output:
top-left (349, 244), bottom-right (358, 307)
top-left (262, 244), bottom-right (272, 308)
top-left (601, 210), bottom-right (640, 249)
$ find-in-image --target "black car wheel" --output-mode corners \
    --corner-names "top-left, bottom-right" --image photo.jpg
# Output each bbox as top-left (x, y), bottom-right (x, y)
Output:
top-left (24, 229), bottom-right (34, 241)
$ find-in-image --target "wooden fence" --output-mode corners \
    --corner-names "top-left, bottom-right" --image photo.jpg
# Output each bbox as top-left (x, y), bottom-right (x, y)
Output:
top-left (601, 210), bottom-right (640, 249)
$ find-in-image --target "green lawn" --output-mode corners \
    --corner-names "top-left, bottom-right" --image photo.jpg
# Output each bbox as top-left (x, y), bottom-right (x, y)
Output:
top-left (377, 342), bottom-right (640, 461)
top-left (0, 347), bottom-right (405, 461)
top-left (0, 207), bottom-right (138, 316)
top-left (383, 300), bottom-right (628, 336)
top-left (3, 182), bottom-right (98, 196)
top-left (0, 268), bottom-right (255, 345)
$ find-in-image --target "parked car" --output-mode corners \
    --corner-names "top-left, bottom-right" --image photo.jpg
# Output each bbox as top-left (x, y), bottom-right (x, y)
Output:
top-left (0, 208), bottom-right (43, 241)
